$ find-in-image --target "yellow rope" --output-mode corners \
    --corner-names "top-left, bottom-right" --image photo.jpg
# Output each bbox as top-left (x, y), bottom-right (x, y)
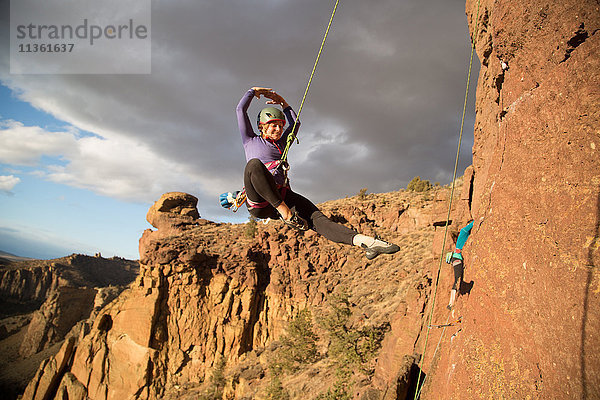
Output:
top-left (413, 0), bottom-right (481, 398)
top-left (281, 0), bottom-right (340, 162)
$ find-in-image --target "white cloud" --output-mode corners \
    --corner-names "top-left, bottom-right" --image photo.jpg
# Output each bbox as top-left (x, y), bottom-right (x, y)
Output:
top-left (44, 134), bottom-right (206, 202)
top-left (0, 120), bottom-right (78, 165)
top-left (343, 24), bottom-right (396, 58)
top-left (0, 119), bottom-right (210, 202)
top-left (0, 175), bottom-right (21, 194)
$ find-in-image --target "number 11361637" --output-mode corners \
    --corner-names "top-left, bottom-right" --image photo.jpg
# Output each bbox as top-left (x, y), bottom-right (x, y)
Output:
top-left (18, 43), bottom-right (75, 53)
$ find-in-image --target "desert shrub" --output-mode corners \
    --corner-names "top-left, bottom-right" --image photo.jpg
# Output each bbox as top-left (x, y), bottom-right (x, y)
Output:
top-left (245, 216), bottom-right (258, 238)
top-left (278, 308), bottom-right (320, 372)
top-left (200, 357), bottom-right (226, 399)
top-left (407, 176), bottom-right (432, 192)
top-left (266, 371), bottom-right (290, 400)
top-left (316, 290), bottom-right (388, 398)
top-left (266, 309), bottom-right (318, 399)
top-left (316, 379), bottom-right (353, 400)
top-left (319, 291), bottom-right (386, 375)
top-left (357, 188), bottom-right (368, 200)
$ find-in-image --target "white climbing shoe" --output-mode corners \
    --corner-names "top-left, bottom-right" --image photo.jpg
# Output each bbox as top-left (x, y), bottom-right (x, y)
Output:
top-left (353, 234), bottom-right (400, 260)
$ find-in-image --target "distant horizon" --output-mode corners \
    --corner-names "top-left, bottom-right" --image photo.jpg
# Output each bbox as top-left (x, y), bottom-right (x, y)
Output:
top-left (0, 247), bottom-right (139, 261)
top-left (1, 179), bottom-right (464, 260)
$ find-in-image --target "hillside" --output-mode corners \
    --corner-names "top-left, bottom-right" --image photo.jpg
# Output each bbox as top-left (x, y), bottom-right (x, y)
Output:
top-left (17, 184), bottom-right (470, 399)
top-left (0, 251), bottom-right (33, 264)
top-left (0, 254), bottom-right (139, 399)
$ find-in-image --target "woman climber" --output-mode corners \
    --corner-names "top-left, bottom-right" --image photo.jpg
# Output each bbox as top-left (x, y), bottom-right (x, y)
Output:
top-left (229, 86), bottom-right (400, 260)
top-left (445, 220), bottom-right (474, 308)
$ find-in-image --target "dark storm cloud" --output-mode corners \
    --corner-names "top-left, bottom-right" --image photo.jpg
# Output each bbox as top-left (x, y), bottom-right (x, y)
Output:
top-left (0, 0), bottom-right (478, 221)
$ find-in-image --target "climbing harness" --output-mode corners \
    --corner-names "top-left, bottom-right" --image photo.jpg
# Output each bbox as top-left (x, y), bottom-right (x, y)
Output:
top-left (223, 0), bottom-right (340, 213)
top-left (229, 160), bottom-right (287, 212)
top-left (246, 186), bottom-right (288, 209)
top-left (412, 1), bottom-right (481, 398)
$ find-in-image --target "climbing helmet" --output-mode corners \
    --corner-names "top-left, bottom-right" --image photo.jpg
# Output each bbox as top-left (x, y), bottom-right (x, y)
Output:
top-left (257, 107), bottom-right (285, 130)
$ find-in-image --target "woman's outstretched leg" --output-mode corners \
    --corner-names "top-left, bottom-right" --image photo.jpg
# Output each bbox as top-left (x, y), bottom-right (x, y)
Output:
top-left (285, 190), bottom-right (399, 259)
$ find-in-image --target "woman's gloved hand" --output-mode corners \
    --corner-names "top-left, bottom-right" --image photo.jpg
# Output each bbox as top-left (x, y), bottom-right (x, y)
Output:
top-left (445, 250), bottom-right (463, 263)
top-left (219, 191), bottom-right (240, 209)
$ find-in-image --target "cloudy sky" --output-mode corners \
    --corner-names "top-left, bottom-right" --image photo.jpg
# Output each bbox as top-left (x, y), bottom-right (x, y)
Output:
top-left (0, 0), bottom-right (479, 259)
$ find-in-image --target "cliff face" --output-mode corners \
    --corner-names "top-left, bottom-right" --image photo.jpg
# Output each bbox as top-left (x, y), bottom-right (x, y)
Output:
top-left (421, 1), bottom-right (600, 399)
top-left (20, 188), bottom-right (468, 399)
top-left (0, 255), bottom-right (139, 398)
top-left (0, 266), bottom-right (57, 312)
top-left (0, 255), bottom-right (139, 314)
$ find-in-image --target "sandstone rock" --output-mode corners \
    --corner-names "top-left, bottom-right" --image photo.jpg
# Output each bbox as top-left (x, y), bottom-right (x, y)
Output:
top-left (55, 372), bottom-right (87, 400)
top-left (21, 336), bottom-right (76, 400)
top-left (421, 1), bottom-right (600, 399)
top-left (92, 286), bottom-right (124, 317)
top-left (69, 287), bottom-right (160, 400)
top-left (0, 255), bottom-right (137, 400)
top-left (19, 287), bottom-right (96, 358)
top-left (0, 314), bottom-right (31, 340)
top-left (19, 186), bottom-right (448, 399)
top-left (0, 255), bottom-right (137, 316)
top-left (0, 266), bottom-right (57, 307)
top-left (146, 192), bottom-right (200, 232)
top-left (358, 387), bottom-right (382, 400)
top-left (372, 265), bottom-right (431, 391)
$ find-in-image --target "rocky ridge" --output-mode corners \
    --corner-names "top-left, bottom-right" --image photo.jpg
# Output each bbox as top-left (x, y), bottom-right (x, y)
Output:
top-left (19, 186), bottom-right (471, 399)
top-left (13, 0), bottom-right (600, 398)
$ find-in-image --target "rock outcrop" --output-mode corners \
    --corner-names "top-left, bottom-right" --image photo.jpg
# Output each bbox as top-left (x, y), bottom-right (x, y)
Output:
top-left (0, 265), bottom-right (57, 313)
top-left (0, 255), bottom-right (139, 314)
top-left (419, 1), bottom-right (600, 399)
top-left (0, 255), bottom-right (139, 399)
top-left (20, 188), bottom-right (460, 399)
top-left (19, 287), bottom-right (97, 358)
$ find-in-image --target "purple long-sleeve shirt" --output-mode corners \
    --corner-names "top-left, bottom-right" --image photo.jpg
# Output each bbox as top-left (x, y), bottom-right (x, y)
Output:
top-left (236, 89), bottom-right (300, 186)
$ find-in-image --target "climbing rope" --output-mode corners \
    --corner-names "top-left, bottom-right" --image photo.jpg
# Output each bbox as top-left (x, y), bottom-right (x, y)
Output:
top-left (280, 0), bottom-right (340, 164)
top-left (412, 1), bottom-right (481, 398)
top-left (228, 2), bottom-right (339, 213)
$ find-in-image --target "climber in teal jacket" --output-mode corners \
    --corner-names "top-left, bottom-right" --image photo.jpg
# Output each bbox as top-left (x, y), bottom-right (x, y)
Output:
top-left (445, 220), bottom-right (473, 308)
top-left (448, 221), bottom-right (474, 264)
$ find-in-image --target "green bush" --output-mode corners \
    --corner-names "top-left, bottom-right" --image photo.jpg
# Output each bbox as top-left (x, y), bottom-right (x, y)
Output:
top-left (278, 308), bottom-right (320, 372)
top-left (266, 372), bottom-right (290, 400)
top-left (316, 290), bottom-right (388, 398)
top-left (245, 217), bottom-right (258, 238)
top-left (316, 380), bottom-right (353, 400)
top-left (265, 309), bottom-right (318, 399)
top-left (319, 291), bottom-right (386, 375)
top-left (357, 188), bottom-right (368, 200)
top-left (200, 357), bottom-right (226, 399)
top-left (407, 176), bottom-right (432, 192)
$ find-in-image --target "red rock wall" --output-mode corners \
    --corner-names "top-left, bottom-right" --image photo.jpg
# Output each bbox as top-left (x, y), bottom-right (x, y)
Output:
top-left (422, 1), bottom-right (600, 398)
